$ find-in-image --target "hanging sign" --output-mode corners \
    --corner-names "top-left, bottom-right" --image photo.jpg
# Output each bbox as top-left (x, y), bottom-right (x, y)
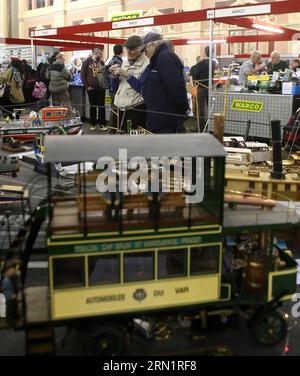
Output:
top-left (111, 10), bottom-right (143, 22)
top-left (31, 29), bottom-right (57, 37)
top-left (112, 17), bottom-right (154, 30)
top-left (207, 4), bottom-right (271, 19)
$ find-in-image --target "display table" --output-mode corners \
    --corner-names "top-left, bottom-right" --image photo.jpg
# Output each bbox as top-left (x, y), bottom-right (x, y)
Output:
top-left (212, 91), bottom-right (295, 139)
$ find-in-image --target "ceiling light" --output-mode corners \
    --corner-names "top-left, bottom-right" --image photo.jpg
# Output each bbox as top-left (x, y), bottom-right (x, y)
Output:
top-left (187, 39), bottom-right (227, 44)
top-left (252, 23), bottom-right (284, 34)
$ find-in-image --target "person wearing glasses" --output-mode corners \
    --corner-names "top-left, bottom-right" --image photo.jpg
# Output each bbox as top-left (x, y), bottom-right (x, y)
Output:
top-left (110, 35), bottom-right (149, 130)
top-left (239, 50), bottom-right (266, 85)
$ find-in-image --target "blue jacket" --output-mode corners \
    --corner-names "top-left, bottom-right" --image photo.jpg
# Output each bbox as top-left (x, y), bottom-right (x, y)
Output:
top-left (127, 43), bottom-right (189, 133)
top-left (106, 55), bottom-right (123, 70)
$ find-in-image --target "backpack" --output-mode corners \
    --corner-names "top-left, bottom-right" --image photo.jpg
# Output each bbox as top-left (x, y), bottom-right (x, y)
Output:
top-left (97, 66), bottom-right (110, 90)
top-left (283, 107), bottom-right (300, 147)
top-left (32, 82), bottom-right (48, 99)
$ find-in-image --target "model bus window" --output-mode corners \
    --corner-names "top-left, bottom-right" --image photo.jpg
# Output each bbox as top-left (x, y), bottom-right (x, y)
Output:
top-left (158, 249), bottom-right (188, 279)
top-left (124, 252), bottom-right (154, 283)
top-left (52, 257), bottom-right (85, 289)
top-left (190, 246), bottom-right (220, 275)
top-left (89, 255), bottom-right (120, 286)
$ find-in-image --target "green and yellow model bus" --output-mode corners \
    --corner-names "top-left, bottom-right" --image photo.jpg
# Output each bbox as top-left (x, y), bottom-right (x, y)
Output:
top-left (1, 134), bottom-right (299, 355)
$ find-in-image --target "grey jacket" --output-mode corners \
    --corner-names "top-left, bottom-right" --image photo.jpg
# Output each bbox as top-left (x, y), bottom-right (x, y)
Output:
top-left (49, 62), bottom-right (71, 94)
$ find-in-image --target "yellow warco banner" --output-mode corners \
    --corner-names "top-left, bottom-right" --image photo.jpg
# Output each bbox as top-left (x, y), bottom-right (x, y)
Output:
top-left (231, 100), bottom-right (264, 113)
top-left (111, 10), bottom-right (142, 22)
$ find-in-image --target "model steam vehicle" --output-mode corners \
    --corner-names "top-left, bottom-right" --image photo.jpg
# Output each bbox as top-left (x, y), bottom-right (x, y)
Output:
top-left (0, 134), bottom-right (298, 355)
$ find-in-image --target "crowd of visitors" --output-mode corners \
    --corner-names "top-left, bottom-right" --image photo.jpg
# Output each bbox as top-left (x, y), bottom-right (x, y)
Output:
top-left (0, 34), bottom-right (192, 134)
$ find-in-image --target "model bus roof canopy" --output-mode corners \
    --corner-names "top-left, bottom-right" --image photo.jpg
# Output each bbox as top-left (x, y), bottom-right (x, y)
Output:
top-left (44, 134), bottom-right (226, 163)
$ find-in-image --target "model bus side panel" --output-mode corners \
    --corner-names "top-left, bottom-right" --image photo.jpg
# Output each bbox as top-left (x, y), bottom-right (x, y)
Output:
top-left (51, 275), bottom-right (220, 320)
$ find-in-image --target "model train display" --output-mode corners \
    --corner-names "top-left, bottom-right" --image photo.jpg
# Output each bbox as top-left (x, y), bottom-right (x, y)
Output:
top-left (0, 134), bottom-right (298, 356)
top-left (0, 107), bottom-right (82, 139)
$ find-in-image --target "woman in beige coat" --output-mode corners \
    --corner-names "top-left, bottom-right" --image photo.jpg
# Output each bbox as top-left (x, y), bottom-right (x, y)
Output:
top-left (0, 57), bottom-right (25, 117)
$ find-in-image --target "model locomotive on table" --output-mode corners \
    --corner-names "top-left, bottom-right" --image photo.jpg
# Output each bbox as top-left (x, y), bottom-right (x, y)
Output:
top-left (0, 106), bottom-right (82, 154)
top-left (0, 134), bottom-right (298, 355)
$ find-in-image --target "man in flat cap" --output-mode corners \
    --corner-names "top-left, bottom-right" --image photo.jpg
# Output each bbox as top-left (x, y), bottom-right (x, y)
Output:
top-left (114, 32), bottom-right (189, 133)
top-left (110, 35), bottom-right (149, 130)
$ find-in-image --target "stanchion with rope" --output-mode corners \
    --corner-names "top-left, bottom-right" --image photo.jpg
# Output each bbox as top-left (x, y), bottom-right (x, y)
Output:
top-left (192, 80), bottom-right (209, 134)
top-left (213, 67), bottom-right (231, 142)
top-left (191, 85), bottom-right (200, 133)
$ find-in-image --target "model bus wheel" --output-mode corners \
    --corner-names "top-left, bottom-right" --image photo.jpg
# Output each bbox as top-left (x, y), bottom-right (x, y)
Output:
top-left (34, 133), bottom-right (45, 165)
top-left (83, 322), bottom-right (127, 356)
top-left (252, 310), bottom-right (287, 346)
